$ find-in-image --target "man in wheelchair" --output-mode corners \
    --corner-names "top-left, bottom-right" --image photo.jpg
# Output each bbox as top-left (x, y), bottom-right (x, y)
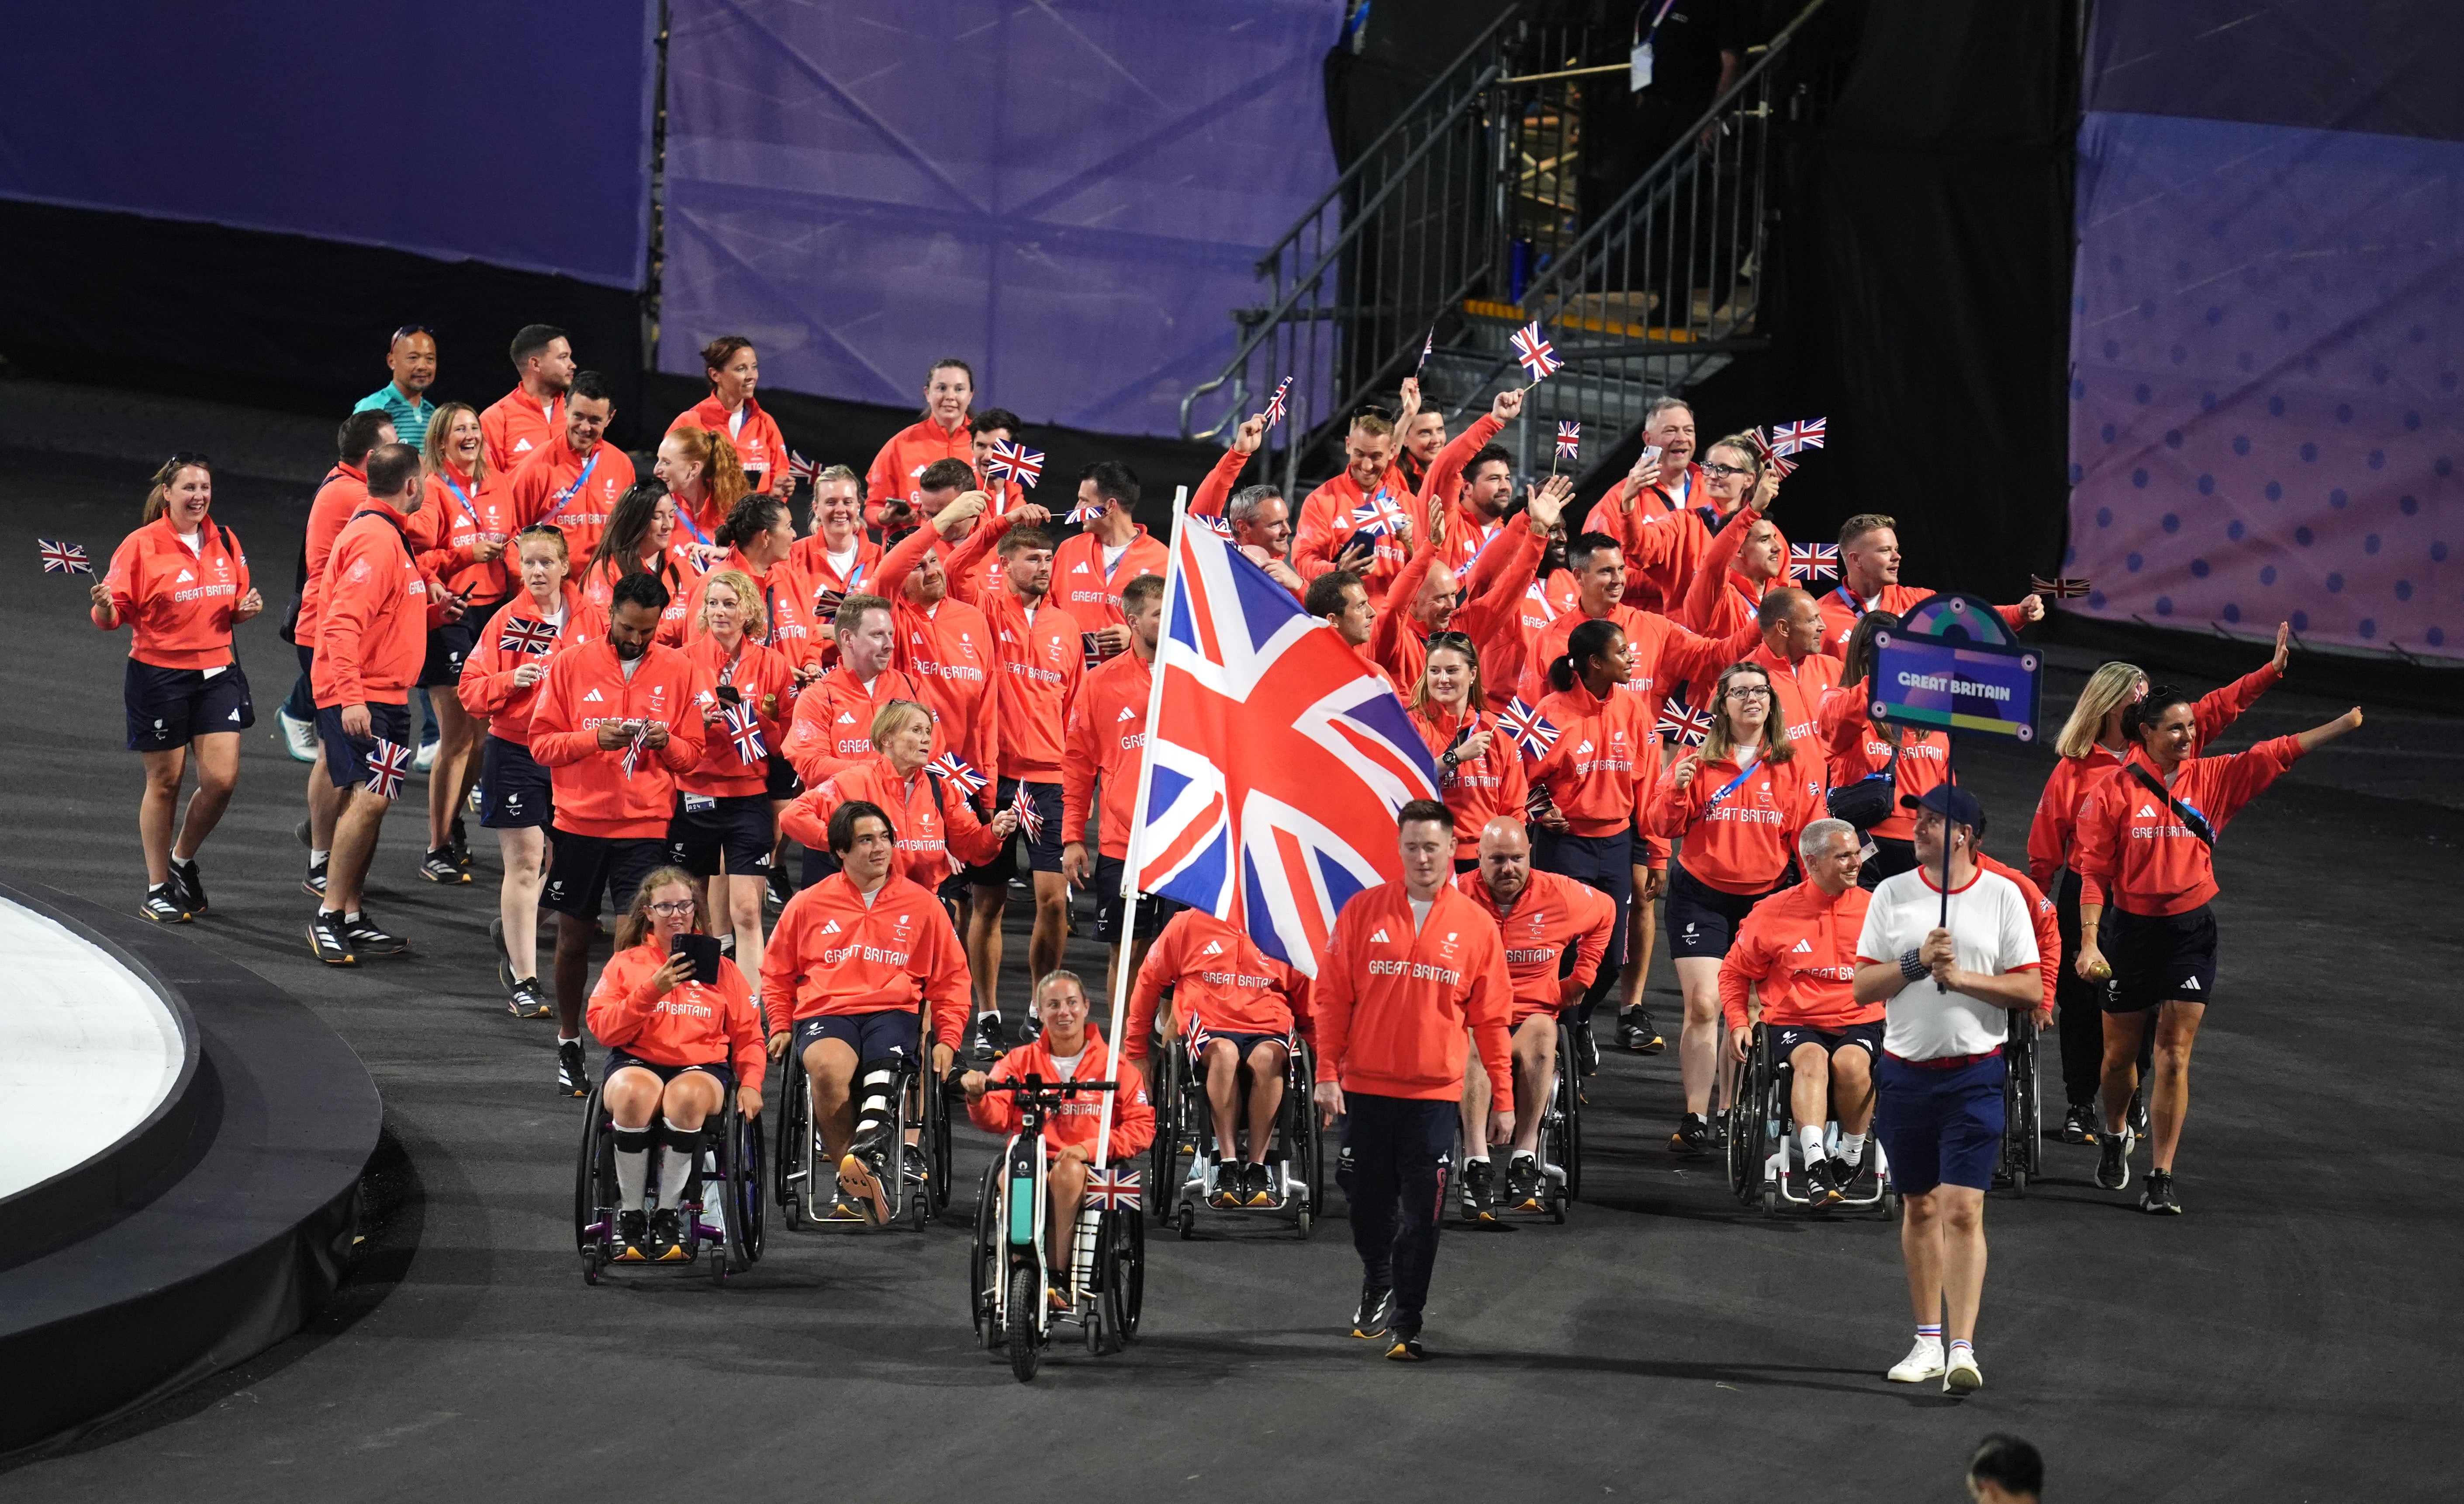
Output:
top-left (763, 801), bottom-right (971, 1224)
top-left (1124, 908), bottom-right (1312, 1209)
top-left (587, 867), bottom-right (767, 1260)
top-left (1452, 817), bottom-right (1616, 1216)
top-left (962, 969), bottom-right (1154, 1303)
top-left (1719, 818), bottom-right (1879, 1204)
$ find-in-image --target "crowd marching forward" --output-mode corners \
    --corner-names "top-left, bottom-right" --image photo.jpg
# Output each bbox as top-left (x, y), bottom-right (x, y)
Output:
top-left (83, 321), bottom-right (2364, 1377)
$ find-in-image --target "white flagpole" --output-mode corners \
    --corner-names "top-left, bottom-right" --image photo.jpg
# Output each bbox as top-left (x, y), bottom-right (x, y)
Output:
top-left (1093, 483), bottom-right (1187, 1173)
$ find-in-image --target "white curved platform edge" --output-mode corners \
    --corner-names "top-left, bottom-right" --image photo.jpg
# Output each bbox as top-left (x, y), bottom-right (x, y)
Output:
top-left (0, 897), bottom-right (184, 1200)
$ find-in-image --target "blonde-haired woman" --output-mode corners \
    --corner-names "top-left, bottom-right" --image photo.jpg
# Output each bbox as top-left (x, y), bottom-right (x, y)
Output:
top-left (2025, 624), bottom-right (2286, 1141)
top-left (1649, 660), bottom-right (1822, 1157)
top-left (777, 699), bottom-right (1015, 892)
top-left (92, 454), bottom-right (264, 921)
top-left (1405, 631), bottom-right (1526, 869)
top-left (670, 569), bottom-right (796, 983)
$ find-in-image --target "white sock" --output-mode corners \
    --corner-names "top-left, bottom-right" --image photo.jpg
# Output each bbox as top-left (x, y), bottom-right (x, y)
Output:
top-left (1838, 1131), bottom-right (1867, 1162)
top-left (1465, 1150), bottom-right (1490, 1164)
top-left (1510, 1148), bottom-right (1536, 1163)
top-left (1798, 1125), bottom-right (1826, 1166)
top-left (657, 1118), bottom-right (695, 1206)
top-left (1949, 1338), bottom-right (1974, 1361)
top-left (309, 849), bottom-right (329, 865)
top-left (613, 1146), bottom-right (649, 1208)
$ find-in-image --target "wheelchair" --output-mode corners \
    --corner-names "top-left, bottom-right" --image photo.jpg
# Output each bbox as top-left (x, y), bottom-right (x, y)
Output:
top-left (1995, 1011), bottom-right (2044, 1195)
top-left (1725, 1024), bottom-right (1896, 1219)
top-left (1147, 1027), bottom-right (1321, 1239)
top-left (770, 1007), bottom-right (953, 1230)
top-left (1459, 1017), bottom-right (1581, 1224)
top-left (967, 1075), bottom-right (1146, 1383)
top-left (573, 1075), bottom-right (765, 1285)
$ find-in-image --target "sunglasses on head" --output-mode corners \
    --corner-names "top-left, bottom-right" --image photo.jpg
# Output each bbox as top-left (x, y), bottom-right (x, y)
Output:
top-left (391, 323), bottom-right (436, 345)
top-left (164, 451), bottom-right (211, 470)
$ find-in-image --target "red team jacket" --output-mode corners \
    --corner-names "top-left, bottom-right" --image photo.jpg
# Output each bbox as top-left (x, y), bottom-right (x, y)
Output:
top-left (1126, 909), bottom-right (1313, 1055)
top-left (525, 639), bottom-right (707, 838)
top-left (1312, 882), bottom-right (1516, 1110)
top-left (102, 515), bottom-right (250, 670)
top-left (588, 941), bottom-right (768, 1088)
top-left (1717, 878), bottom-right (1877, 1031)
top-left (760, 873), bottom-right (971, 1046)
top-left (1449, 869), bottom-right (1616, 1025)
top-left (967, 1033), bottom-right (1156, 1162)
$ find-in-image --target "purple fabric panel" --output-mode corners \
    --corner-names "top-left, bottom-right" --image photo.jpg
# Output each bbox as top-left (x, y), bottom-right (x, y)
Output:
top-left (660, 0), bottom-right (1343, 437)
top-left (2065, 110), bottom-right (2460, 658)
top-left (0, 3), bottom-right (656, 288)
top-left (2083, 0), bottom-right (2464, 144)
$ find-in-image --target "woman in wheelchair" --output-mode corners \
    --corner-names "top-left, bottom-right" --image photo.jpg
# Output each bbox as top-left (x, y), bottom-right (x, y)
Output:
top-left (962, 970), bottom-right (1154, 1304)
top-left (587, 868), bottom-right (767, 1260)
top-left (1122, 908), bottom-right (1310, 1209)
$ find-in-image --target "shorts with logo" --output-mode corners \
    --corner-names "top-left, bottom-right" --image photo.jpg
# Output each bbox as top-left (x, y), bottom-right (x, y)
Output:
top-left (541, 831), bottom-right (668, 921)
top-left (1189, 1027), bottom-right (1292, 1070)
top-left (315, 700), bottom-right (412, 793)
top-left (1093, 853), bottom-right (1179, 944)
top-left (964, 777), bottom-right (1064, 883)
top-left (1772, 1018), bottom-right (1885, 1061)
top-left (1664, 861), bottom-right (1783, 961)
top-left (420, 610), bottom-right (488, 688)
top-left (791, 1008), bottom-right (918, 1063)
top-left (125, 659), bottom-right (254, 752)
top-left (2097, 904), bottom-right (2219, 1013)
top-left (603, 1048), bottom-right (733, 1091)
top-left (668, 792), bottom-right (775, 876)
top-left (1874, 1049), bottom-right (2006, 1197)
top-left (479, 734), bottom-right (552, 829)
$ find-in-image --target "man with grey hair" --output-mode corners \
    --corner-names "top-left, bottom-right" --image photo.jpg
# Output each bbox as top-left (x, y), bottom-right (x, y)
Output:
top-left (1718, 816), bottom-right (1880, 1205)
top-left (1581, 393), bottom-right (1699, 613)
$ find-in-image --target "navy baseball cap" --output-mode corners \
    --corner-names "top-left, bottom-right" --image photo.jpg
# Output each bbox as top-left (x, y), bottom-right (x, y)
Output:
top-left (1901, 782), bottom-right (1987, 833)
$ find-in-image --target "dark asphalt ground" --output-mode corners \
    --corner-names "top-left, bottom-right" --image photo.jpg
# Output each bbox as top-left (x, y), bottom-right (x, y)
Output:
top-left (3, 445), bottom-right (2460, 1501)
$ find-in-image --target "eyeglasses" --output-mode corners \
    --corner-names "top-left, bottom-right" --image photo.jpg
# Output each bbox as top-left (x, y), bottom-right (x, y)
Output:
top-left (1700, 462), bottom-right (1755, 480)
top-left (646, 900), bottom-right (696, 917)
top-left (1724, 685), bottom-right (1772, 700)
top-left (391, 324), bottom-right (437, 344)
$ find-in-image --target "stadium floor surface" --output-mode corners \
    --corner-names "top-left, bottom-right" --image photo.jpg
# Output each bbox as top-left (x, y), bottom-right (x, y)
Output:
top-left (3, 446), bottom-right (2460, 1500)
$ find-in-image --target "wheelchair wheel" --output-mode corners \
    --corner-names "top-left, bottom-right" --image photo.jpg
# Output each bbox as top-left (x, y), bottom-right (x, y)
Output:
top-left (1728, 1034), bottom-right (1768, 1207)
top-left (971, 1162), bottom-right (1002, 1349)
top-left (573, 1085), bottom-right (611, 1280)
top-left (1147, 1047), bottom-right (1186, 1220)
top-left (1288, 1042), bottom-right (1317, 1240)
top-left (773, 1063), bottom-right (808, 1214)
top-left (1101, 1207), bottom-right (1145, 1345)
top-left (1006, 1265), bottom-right (1043, 1382)
top-left (731, 1103), bottom-right (766, 1269)
top-left (926, 1061), bottom-right (954, 1214)
top-left (1555, 1026), bottom-right (1584, 1201)
top-left (706, 1099), bottom-right (737, 1287)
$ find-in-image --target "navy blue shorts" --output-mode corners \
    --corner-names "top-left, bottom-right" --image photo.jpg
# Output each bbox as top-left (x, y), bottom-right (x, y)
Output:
top-left (791, 1009), bottom-right (918, 1063)
top-left (1190, 1028), bottom-right (1292, 1071)
top-left (603, 1049), bottom-right (734, 1092)
top-left (764, 750), bottom-right (802, 801)
top-left (124, 660), bottom-right (254, 752)
top-left (2098, 904), bottom-right (2219, 1013)
top-left (479, 734), bottom-right (552, 829)
top-left (966, 778), bottom-right (1064, 883)
top-left (1531, 826), bottom-right (1634, 1013)
top-left (1665, 861), bottom-right (1781, 960)
top-left (541, 831), bottom-right (667, 921)
top-left (420, 611), bottom-right (486, 688)
top-left (315, 701), bottom-right (412, 793)
top-left (1093, 853), bottom-right (1178, 943)
top-left (1874, 1051), bottom-right (2007, 1197)
top-left (1773, 1019), bottom-right (1884, 1062)
top-left (668, 793), bottom-right (775, 876)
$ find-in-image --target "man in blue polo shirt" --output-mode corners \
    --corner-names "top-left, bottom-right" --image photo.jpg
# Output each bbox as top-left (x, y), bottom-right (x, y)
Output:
top-left (352, 325), bottom-right (439, 451)
top-left (1852, 783), bottom-right (2041, 1395)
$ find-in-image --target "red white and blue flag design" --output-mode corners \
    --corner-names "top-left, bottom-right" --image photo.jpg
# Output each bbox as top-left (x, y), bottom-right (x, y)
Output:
top-left (1656, 697), bottom-right (1715, 748)
top-left (722, 702), bottom-right (766, 764)
top-left (1495, 697), bottom-right (1560, 763)
top-left (365, 738), bottom-right (413, 800)
top-left (787, 451), bottom-right (822, 487)
top-left (1510, 321), bottom-right (1562, 383)
top-left (498, 617), bottom-right (560, 655)
top-left (38, 540), bottom-right (92, 575)
top-left (1766, 417), bottom-right (1826, 456)
top-left (1262, 376), bottom-right (1293, 430)
top-left (621, 724), bottom-right (653, 778)
top-left (1196, 514), bottom-right (1234, 538)
top-left (1789, 542), bottom-right (1841, 584)
top-left (1348, 490), bottom-right (1408, 538)
top-left (984, 438), bottom-right (1044, 490)
top-left (926, 751), bottom-right (987, 796)
top-left (1085, 1165), bottom-right (1142, 1211)
top-left (1555, 422), bottom-right (1581, 462)
top-left (1134, 521), bottom-right (1441, 978)
top-left (1009, 783), bottom-right (1045, 843)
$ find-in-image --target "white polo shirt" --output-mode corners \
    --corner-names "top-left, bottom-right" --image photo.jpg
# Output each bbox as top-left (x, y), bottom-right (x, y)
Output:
top-left (1856, 864), bottom-right (2040, 1061)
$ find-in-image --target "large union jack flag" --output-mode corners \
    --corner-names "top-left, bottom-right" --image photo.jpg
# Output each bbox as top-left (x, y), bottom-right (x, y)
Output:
top-left (1134, 521), bottom-right (1441, 977)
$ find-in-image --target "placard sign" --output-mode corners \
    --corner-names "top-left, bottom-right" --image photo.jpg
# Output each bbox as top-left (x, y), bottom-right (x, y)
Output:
top-left (1867, 593), bottom-right (2042, 744)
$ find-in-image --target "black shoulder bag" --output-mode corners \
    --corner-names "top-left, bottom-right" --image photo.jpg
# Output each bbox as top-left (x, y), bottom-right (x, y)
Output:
top-left (1827, 721), bottom-right (1903, 831)
top-left (2126, 765), bottom-right (2215, 849)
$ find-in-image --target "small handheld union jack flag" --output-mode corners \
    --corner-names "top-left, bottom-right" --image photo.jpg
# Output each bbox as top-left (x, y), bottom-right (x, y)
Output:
top-left (722, 701), bottom-right (766, 764)
top-left (1656, 697), bottom-right (1715, 748)
top-left (1745, 428), bottom-right (1797, 480)
top-left (38, 540), bottom-right (92, 575)
top-left (925, 751), bottom-right (988, 796)
top-left (1766, 417), bottom-right (1826, 457)
top-left (1789, 542), bottom-right (1841, 584)
top-left (620, 724), bottom-right (653, 777)
top-left (1085, 1165), bottom-right (1142, 1211)
top-left (1262, 376), bottom-right (1293, 430)
top-left (1496, 697), bottom-right (1560, 763)
top-left (364, 738), bottom-right (412, 800)
top-left (787, 451), bottom-right (822, 486)
top-left (1348, 492), bottom-right (1407, 537)
top-left (1555, 422), bottom-right (1581, 463)
top-left (498, 617), bottom-right (560, 655)
top-left (1009, 783), bottom-right (1045, 844)
top-left (2031, 574), bottom-right (2093, 599)
top-left (1418, 325), bottom-right (1436, 373)
top-left (1510, 321), bottom-right (1562, 383)
top-left (985, 438), bottom-right (1044, 490)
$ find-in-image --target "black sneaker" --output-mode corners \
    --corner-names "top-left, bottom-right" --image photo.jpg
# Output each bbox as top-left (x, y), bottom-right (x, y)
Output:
top-left (450, 817), bottom-right (471, 867)
top-left (1668, 1113), bottom-right (1713, 1158)
top-left (557, 1038), bottom-right (591, 1097)
top-left (2139, 1169), bottom-right (2182, 1215)
top-left (507, 977), bottom-right (552, 1019)
top-left (295, 818), bottom-right (313, 849)
top-left (2128, 1089), bottom-right (2150, 1140)
top-left (1829, 1152), bottom-right (1867, 1196)
top-left (614, 1208), bottom-right (650, 1261)
top-left (1572, 1017), bottom-right (1601, 1076)
top-left (140, 885), bottom-right (192, 924)
top-left (306, 912), bottom-right (356, 966)
top-left (1619, 1008), bottom-right (1666, 1055)
top-left (302, 859), bottom-right (328, 900)
top-left (650, 1207), bottom-right (690, 1260)
top-left (1018, 1011), bottom-right (1043, 1044)
top-left (1385, 1335), bottom-right (1428, 1362)
top-left (1207, 1157), bottom-right (1239, 1208)
top-left (1350, 1286), bottom-right (1393, 1339)
top-left (2062, 1101), bottom-right (2096, 1144)
top-left (2094, 1123), bottom-right (2135, 1191)
top-left (168, 857), bottom-right (207, 915)
top-left (970, 1012), bottom-right (1007, 1064)
top-left (1461, 1158), bottom-right (1497, 1221)
top-left (1803, 1158), bottom-right (1844, 1205)
top-left (491, 918), bottom-right (515, 993)
top-left (1244, 1162), bottom-right (1277, 1208)
top-left (1505, 1155), bottom-right (1545, 1211)
top-left (765, 866), bottom-right (795, 911)
top-left (342, 913), bottom-right (408, 956)
top-left (419, 846), bottom-right (468, 884)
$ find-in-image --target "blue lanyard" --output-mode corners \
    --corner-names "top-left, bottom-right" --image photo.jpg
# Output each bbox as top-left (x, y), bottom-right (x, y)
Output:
top-left (541, 452), bottom-right (599, 521)
top-left (1832, 584), bottom-right (1864, 617)
top-left (1704, 759), bottom-right (1759, 809)
top-left (442, 475), bottom-right (484, 530)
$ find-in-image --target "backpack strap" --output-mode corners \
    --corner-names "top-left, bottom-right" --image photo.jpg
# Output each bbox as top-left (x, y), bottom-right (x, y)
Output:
top-left (2127, 763), bottom-right (2215, 849)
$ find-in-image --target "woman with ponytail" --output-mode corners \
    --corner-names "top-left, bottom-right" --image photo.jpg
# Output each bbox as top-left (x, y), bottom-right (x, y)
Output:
top-left (578, 482), bottom-right (698, 644)
top-left (654, 423), bottom-right (752, 565)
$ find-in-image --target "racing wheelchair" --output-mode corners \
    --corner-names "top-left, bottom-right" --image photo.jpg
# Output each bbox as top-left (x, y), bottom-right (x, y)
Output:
top-left (968, 1074), bottom-right (1146, 1382)
top-left (574, 1079), bottom-right (765, 1284)
top-left (1147, 1027), bottom-right (1321, 1239)
top-left (1725, 1023), bottom-right (1897, 1219)
top-left (771, 1006), bottom-right (954, 1229)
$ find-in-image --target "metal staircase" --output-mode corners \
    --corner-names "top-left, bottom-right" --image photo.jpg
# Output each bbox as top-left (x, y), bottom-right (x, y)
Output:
top-left (1181, 0), bottom-right (1829, 486)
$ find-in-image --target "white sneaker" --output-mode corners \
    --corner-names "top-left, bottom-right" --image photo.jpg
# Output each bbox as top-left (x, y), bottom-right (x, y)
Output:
top-left (413, 739), bottom-right (439, 773)
top-left (1944, 1347), bottom-right (1983, 1393)
top-left (277, 708), bottom-right (318, 763)
top-left (1886, 1336), bottom-right (1946, 1383)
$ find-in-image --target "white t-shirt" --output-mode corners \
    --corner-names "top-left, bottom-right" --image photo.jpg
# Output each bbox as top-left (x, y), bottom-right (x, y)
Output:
top-left (1856, 864), bottom-right (2040, 1061)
